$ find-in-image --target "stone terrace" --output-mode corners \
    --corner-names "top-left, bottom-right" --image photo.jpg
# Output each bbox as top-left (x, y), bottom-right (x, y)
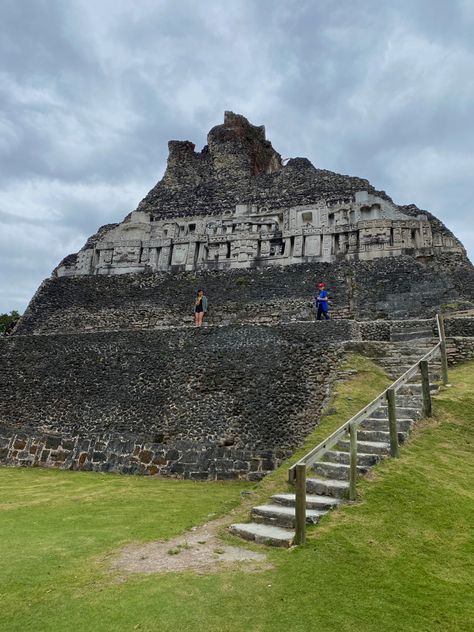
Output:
top-left (16, 254), bottom-right (474, 336)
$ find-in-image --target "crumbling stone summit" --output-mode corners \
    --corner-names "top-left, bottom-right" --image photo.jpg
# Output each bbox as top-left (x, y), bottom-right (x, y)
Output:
top-left (54, 111), bottom-right (465, 278)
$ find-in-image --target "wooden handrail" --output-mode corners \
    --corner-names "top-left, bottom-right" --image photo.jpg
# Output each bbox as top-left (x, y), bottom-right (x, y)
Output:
top-left (437, 312), bottom-right (449, 385)
top-left (288, 319), bottom-right (443, 483)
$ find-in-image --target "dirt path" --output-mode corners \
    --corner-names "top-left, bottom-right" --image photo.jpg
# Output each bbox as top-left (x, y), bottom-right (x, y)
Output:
top-left (110, 517), bottom-right (270, 575)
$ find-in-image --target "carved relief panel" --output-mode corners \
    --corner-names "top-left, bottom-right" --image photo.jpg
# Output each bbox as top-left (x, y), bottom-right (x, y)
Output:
top-left (293, 235), bottom-right (304, 257)
top-left (237, 239), bottom-right (258, 262)
top-left (304, 235), bottom-right (321, 257)
top-left (420, 223), bottom-right (432, 247)
top-left (171, 244), bottom-right (189, 265)
top-left (260, 240), bottom-right (271, 257)
top-left (348, 232), bottom-right (358, 252)
top-left (392, 227), bottom-right (403, 246)
top-left (99, 249), bottom-right (113, 265)
top-left (112, 246), bottom-right (141, 265)
top-left (76, 250), bottom-right (93, 274)
top-left (322, 234), bottom-right (332, 258)
top-left (140, 248), bottom-right (150, 264)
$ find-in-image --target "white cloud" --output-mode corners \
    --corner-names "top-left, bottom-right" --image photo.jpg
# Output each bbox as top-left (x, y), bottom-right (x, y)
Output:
top-left (0, 0), bottom-right (473, 311)
top-left (0, 175), bottom-right (153, 311)
top-left (0, 177), bottom-right (147, 221)
top-left (0, 116), bottom-right (22, 154)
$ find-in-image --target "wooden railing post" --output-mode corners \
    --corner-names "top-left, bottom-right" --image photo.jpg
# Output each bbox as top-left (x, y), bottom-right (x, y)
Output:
top-left (349, 422), bottom-right (357, 501)
top-left (287, 337), bottom-right (442, 521)
top-left (294, 464), bottom-right (306, 545)
top-left (438, 312), bottom-right (449, 386)
top-left (386, 388), bottom-right (400, 458)
top-left (288, 467), bottom-right (295, 484)
top-left (419, 360), bottom-right (432, 417)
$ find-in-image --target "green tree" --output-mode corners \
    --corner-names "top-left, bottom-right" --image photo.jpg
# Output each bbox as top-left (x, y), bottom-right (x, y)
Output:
top-left (0, 310), bottom-right (20, 334)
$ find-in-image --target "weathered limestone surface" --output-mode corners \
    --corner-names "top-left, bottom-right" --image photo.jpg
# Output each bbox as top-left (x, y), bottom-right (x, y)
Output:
top-left (17, 255), bottom-right (474, 336)
top-left (4, 112), bottom-right (474, 480)
top-left (53, 112), bottom-right (466, 278)
top-left (0, 323), bottom-right (347, 479)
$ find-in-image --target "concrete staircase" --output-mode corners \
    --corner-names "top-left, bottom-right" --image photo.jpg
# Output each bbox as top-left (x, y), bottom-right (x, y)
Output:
top-left (383, 321), bottom-right (439, 379)
top-left (230, 327), bottom-right (440, 547)
top-left (374, 345), bottom-right (441, 381)
top-left (390, 320), bottom-right (435, 342)
top-left (230, 380), bottom-right (429, 547)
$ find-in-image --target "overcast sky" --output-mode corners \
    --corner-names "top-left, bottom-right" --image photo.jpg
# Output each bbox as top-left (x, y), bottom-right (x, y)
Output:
top-left (1, 0), bottom-right (473, 313)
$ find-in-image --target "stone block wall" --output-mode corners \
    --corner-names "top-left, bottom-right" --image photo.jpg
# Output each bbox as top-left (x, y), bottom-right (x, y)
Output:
top-left (15, 254), bottom-right (474, 336)
top-left (359, 321), bottom-right (392, 341)
top-left (446, 337), bottom-right (474, 365)
top-left (358, 316), bottom-right (474, 343)
top-left (0, 323), bottom-right (350, 479)
top-left (16, 262), bottom-right (353, 335)
top-left (444, 317), bottom-right (474, 338)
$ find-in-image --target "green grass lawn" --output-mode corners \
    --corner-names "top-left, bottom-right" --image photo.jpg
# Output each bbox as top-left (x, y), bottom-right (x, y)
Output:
top-left (1, 358), bottom-right (473, 632)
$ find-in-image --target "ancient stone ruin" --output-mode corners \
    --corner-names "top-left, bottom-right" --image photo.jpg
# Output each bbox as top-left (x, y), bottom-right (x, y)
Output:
top-left (1, 112), bottom-right (474, 480)
top-left (56, 111), bottom-right (462, 278)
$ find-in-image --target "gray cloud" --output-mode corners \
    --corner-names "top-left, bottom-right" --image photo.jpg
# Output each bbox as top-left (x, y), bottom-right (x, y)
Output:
top-left (0, 0), bottom-right (473, 312)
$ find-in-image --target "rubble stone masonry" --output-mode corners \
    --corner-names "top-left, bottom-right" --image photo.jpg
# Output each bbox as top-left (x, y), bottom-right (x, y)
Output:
top-left (3, 112), bottom-right (474, 480)
top-left (0, 323), bottom-right (350, 479)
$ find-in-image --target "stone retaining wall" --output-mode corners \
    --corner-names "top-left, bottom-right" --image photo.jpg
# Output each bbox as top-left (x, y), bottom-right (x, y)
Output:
top-left (444, 317), bottom-right (474, 338)
top-left (0, 434), bottom-right (290, 481)
top-left (446, 337), bottom-right (474, 366)
top-left (359, 316), bottom-right (474, 342)
top-left (0, 323), bottom-right (349, 479)
top-left (3, 316), bottom-right (473, 479)
top-left (15, 254), bottom-right (474, 336)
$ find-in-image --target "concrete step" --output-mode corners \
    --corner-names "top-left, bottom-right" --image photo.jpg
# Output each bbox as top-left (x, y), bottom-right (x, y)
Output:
top-left (398, 383), bottom-right (439, 395)
top-left (378, 352), bottom-right (437, 361)
top-left (379, 354), bottom-right (440, 361)
top-left (391, 330), bottom-right (435, 341)
top-left (383, 348), bottom-right (437, 356)
top-left (369, 340), bottom-right (433, 349)
top-left (392, 352), bottom-right (436, 361)
top-left (380, 364), bottom-right (441, 375)
top-left (357, 429), bottom-right (407, 443)
top-left (365, 358), bottom-right (436, 369)
top-left (360, 417), bottom-right (414, 433)
top-left (379, 360), bottom-right (441, 372)
top-left (380, 367), bottom-right (420, 377)
top-left (324, 450), bottom-right (380, 467)
top-left (337, 439), bottom-right (390, 455)
top-left (229, 522), bottom-right (294, 548)
top-left (394, 395), bottom-right (423, 408)
top-left (370, 406), bottom-right (421, 420)
top-left (376, 350), bottom-right (431, 355)
top-left (312, 461), bottom-right (368, 481)
top-left (306, 477), bottom-right (349, 498)
top-left (407, 374), bottom-right (440, 385)
top-left (271, 493), bottom-right (342, 511)
top-left (251, 504), bottom-right (327, 528)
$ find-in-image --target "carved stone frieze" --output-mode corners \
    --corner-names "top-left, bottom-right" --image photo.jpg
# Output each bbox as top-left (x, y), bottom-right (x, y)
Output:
top-left (53, 112), bottom-right (466, 278)
top-left (55, 191), bottom-right (465, 277)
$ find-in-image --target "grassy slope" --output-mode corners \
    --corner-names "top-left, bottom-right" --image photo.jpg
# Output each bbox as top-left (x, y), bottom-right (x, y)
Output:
top-left (0, 472), bottom-right (248, 631)
top-left (0, 357), bottom-right (473, 632)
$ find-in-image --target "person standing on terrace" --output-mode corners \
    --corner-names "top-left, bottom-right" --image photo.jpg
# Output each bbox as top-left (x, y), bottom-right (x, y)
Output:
top-left (315, 282), bottom-right (330, 320)
top-left (194, 289), bottom-right (208, 327)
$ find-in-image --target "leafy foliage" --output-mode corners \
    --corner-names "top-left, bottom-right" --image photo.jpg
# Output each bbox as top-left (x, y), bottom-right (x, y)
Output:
top-left (0, 310), bottom-right (20, 334)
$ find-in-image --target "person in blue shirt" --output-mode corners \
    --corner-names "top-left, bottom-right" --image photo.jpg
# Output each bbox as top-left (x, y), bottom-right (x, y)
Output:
top-left (315, 282), bottom-right (330, 320)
